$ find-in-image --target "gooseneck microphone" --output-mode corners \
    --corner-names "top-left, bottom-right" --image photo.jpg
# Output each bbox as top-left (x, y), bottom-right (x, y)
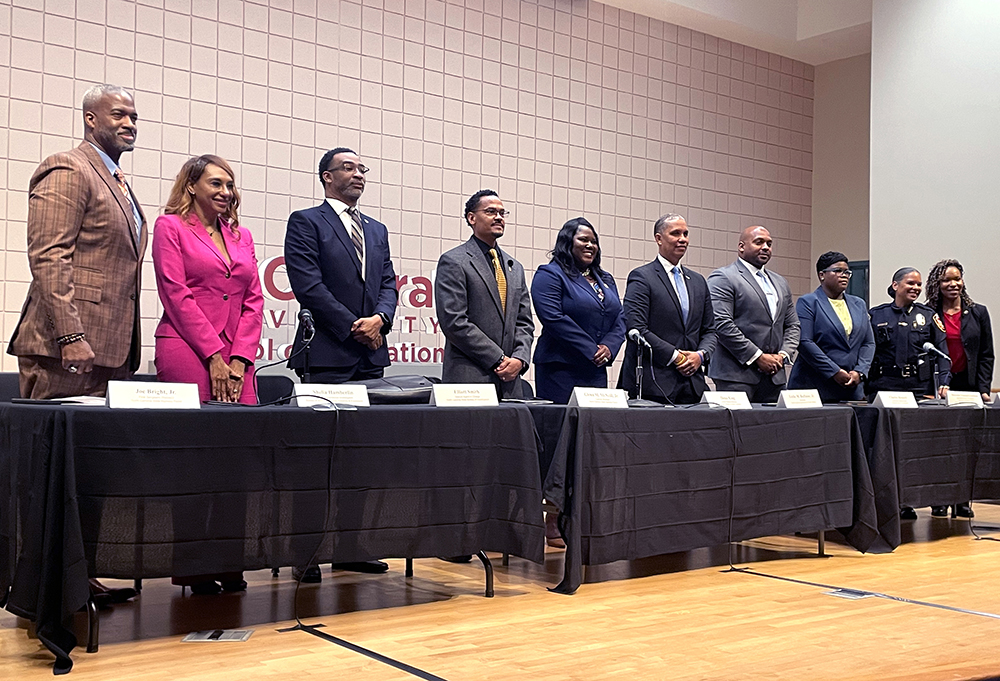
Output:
top-left (298, 309), bottom-right (316, 339)
top-left (922, 342), bottom-right (951, 362)
top-left (627, 329), bottom-right (652, 348)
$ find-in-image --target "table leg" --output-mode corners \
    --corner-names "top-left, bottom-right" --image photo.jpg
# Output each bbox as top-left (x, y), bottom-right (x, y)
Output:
top-left (818, 530), bottom-right (826, 556)
top-left (86, 597), bottom-right (99, 653)
top-left (405, 558), bottom-right (413, 578)
top-left (475, 551), bottom-right (494, 597)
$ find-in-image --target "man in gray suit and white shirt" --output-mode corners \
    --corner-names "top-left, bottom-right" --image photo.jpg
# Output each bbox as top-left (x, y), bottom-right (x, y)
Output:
top-left (435, 189), bottom-right (534, 399)
top-left (707, 225), bottom-right (800, 402)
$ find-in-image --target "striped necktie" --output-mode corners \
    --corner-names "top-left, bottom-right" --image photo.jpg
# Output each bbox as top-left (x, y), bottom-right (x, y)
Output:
top-left (347, 207), bottom-right (364, 263)
top-left (489, 248), bottom-right (507, 314)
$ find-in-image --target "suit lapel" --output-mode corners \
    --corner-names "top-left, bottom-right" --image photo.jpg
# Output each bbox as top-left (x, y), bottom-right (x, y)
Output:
top-left (847, 296), bottom-right (867, 347)
top-left (188, 215), bottom-right (230, 267)
top-left (653, 261), bottom-right (685, 327)
top-left (816, 289), bottom-right (849, 343)
top-left (318, 201), bottom-right (362, 278)
top-left (78, 143), bottom-right (140, 257)
top-left (572, 270), bottom-right (604, 306)
top-left (737, 263), bottom-right (772, 320)
top-left (465, 239), bottom-right (504, 319)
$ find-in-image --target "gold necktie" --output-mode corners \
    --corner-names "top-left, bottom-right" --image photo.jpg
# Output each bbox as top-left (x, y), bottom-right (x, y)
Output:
top-left (489, 248), bottom-right (507, 314)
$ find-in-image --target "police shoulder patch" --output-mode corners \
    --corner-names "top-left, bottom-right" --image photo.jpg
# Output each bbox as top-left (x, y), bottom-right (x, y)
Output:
top-left (933, 314), bottom-right (945, 332)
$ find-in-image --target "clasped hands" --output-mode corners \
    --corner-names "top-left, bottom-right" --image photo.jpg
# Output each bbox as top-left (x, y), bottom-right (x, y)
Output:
top-left (209, 353), bottom-right (246, 402)
top-left (754, 353), bottom-right (784, 376)
top-left (592, 344), bottom-right (612, 366)
top-left (495, 355), bottom-right (524, 382)
top-left (674, 350), bottom-right (702, 377)
top-left (351, 315), bottom-right (384, 350)
top-left (832, 369), bottom-right (862, 387)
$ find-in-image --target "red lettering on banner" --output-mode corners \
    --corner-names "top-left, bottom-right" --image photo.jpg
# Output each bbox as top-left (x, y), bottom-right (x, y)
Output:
top-left (265, 310), bottom-right (286, 329)
top-left (408, 276), bottom-right (433, 308)
top-left (259, 256), bottom-right (295, 302)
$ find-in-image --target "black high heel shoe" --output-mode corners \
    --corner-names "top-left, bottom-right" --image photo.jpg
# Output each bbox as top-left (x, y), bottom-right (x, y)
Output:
top-left (930, 506), bottom-right (949, 518)
top-left (952, 502), bottom-right (974, 519)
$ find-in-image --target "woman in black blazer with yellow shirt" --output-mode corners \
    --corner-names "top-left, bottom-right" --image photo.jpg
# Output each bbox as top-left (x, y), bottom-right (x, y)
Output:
top-left (926, 258), bottom-right (994, 519)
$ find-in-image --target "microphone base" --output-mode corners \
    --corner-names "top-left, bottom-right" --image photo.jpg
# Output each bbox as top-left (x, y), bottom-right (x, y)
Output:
top-left (628, 398), bottom-right (668, 408)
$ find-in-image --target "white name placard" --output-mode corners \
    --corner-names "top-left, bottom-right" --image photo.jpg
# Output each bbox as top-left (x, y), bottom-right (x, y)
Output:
top-left (568, 387), bottom-right (629, 409)
top-left (700, 391), bottom-right (753, 410)
top-left (872, 391), bottom-right (919, 409)
top-left (431, 384), bottom-right (499, 407)
top-left (293, 383), bottom-right (370, 408)
top-left (106, 380), bottom-right (201, 409)
top-left (946, 390), bottom-right (984, 408)
top-left (776, 389), bottom-right (823, 409)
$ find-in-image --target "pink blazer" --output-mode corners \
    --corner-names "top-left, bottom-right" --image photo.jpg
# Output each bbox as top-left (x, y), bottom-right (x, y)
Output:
top-left (152, 213), bottom-right (264, 362)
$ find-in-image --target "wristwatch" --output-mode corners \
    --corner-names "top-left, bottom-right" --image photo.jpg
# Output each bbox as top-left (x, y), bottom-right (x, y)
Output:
top-left (377, 312), bottom-right (392, 333)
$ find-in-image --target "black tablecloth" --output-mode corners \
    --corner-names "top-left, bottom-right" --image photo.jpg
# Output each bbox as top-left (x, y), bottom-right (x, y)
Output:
top-left (0, 403), bottom-right (544, 673)
top-left (533, 405), bottom-right (875, 594)
top-left (853, 405), bottom-right (1000, 544)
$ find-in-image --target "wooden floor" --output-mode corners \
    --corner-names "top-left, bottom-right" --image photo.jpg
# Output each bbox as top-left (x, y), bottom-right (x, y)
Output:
top-left (5, 507), bottom-right (1000, 680)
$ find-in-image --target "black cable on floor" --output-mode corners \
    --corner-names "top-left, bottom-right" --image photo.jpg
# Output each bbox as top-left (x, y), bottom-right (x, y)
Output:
top-left (731, 566), bottom-right (1000, 620)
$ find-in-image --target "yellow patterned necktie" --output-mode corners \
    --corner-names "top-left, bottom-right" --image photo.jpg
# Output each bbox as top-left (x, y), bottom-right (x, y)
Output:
top-left (489, 248), bottom-right (507, 314)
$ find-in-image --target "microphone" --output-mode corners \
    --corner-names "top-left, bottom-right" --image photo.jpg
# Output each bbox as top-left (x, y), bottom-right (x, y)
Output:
top-left (628, 329), bottom-right (651, 348)
top-left (922, 342), bottom-right (951, 362)
top-left (298, 309), bottom-right (315, 336)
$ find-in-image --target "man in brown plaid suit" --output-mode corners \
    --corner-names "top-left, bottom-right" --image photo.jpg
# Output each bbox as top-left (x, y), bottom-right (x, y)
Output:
top-left (8, 84), bottom-right (148, 398)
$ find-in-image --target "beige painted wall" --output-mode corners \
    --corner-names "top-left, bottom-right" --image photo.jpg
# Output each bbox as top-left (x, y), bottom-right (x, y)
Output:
top-left (871, 0), bottom-right (1000, 392)
top-left (811, 52), bottom-right (869, 266)
top-left (0, 0), bottom-right (815, 380)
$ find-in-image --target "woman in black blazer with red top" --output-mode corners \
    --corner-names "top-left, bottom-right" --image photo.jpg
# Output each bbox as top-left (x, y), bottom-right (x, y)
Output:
top-left (925, 258), bottom-right (994, 519)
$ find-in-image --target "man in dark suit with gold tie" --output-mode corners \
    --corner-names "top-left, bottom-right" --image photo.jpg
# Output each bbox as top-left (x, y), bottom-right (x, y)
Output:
top-left (435, 189), bottom-right (534, 399)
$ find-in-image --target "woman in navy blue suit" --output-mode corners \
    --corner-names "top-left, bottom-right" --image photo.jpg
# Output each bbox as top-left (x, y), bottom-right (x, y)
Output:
top-left (531, 217), bottom-right (626, 404)
top-left (788, 251), bottom-right (875, 402)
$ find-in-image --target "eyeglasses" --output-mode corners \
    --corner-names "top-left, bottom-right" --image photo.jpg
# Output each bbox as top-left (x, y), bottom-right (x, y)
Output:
top-left (822, 267), bottom-right (853, 278)
top-left (326, 162), bottom-right (369, 175)
top-left (476, 208), bottom-right (510, 219)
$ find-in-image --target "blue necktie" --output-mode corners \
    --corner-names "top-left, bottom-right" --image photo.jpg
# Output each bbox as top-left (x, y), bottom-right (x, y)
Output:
top-left (756, 270), bottom-right (778, 319)
top-left (672, 266), bottom-right (689, 324)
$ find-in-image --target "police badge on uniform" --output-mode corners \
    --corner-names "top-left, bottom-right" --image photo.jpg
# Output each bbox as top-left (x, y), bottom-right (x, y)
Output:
top-left (915, 313), bottom-right (926, 327)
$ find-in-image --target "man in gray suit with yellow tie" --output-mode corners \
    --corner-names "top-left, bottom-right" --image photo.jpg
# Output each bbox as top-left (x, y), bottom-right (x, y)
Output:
top-left (707, 225), bottom-right (800, 402)
top-left (435, 189), bottom-right (534, 399)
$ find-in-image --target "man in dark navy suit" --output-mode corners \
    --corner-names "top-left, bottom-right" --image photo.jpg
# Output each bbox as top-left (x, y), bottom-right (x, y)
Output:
top-left (284, 147), bottom-right (398, 580)
top-left (284, 147), bottom-right (397, 383)
top-left (619, 213), bottom-right (717, 404)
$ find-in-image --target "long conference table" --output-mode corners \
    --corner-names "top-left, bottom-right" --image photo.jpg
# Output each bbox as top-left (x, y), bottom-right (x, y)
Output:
top-left (0, 403), bottom-right (546, 673)
top-left (4, 400), bottom-right (1000, 673)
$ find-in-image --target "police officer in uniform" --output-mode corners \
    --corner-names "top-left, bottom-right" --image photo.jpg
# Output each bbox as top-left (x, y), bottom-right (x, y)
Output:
top-left (868, 267), bottom-right (949, 398)
top-left (868, 267), bottom-right (949, 521)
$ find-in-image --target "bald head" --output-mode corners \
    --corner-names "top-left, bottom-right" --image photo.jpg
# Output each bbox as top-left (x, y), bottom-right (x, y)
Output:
top-left (738, 226), bottom-right (772, 269)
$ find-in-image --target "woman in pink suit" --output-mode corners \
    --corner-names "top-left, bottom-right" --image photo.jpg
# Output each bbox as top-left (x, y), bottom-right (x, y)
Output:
top-left (153, 155), bottom-right (263, 404)
top-left (154, 155), bottom-right (264, 595)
